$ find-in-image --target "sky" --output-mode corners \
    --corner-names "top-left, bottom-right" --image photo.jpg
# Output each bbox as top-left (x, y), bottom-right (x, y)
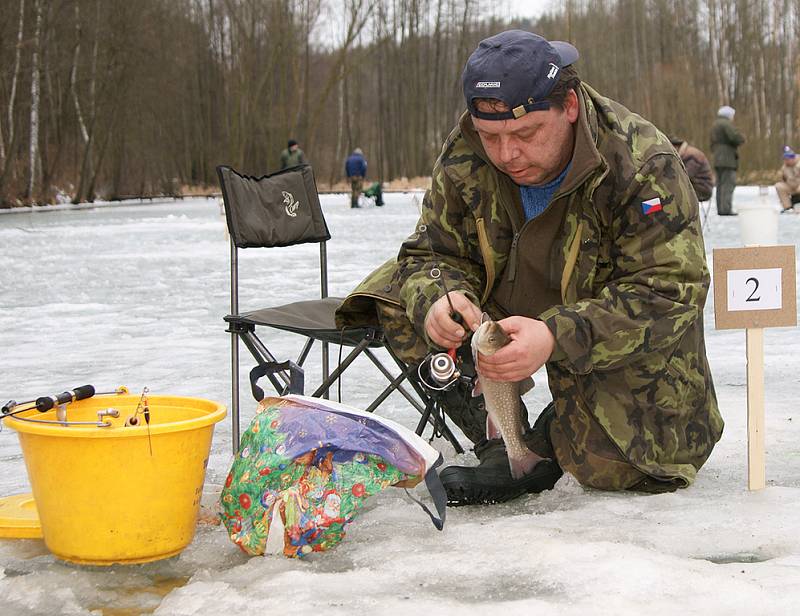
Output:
top-left (503, 0), bottom-right (554, 20)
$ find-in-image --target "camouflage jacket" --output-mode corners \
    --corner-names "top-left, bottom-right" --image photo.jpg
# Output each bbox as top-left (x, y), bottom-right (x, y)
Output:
top-left (336, 83), bottom-right (723, 485)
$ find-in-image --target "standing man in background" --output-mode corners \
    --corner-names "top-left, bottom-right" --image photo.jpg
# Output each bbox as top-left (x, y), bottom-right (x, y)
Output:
top-left (710, 106), bottom-right (745, 216)
top-left (345, 148), bottom-right (368, 208)
top-left (280, 139), bottom-right (306, 169)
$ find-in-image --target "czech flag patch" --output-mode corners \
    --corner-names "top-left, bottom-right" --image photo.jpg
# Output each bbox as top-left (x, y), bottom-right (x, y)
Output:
top-left (641, 197), bottom-right (663, 215)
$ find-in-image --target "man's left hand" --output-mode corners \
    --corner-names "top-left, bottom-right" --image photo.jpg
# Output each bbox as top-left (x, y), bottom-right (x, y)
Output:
top-left (476, 316), bottom-right (556, 382)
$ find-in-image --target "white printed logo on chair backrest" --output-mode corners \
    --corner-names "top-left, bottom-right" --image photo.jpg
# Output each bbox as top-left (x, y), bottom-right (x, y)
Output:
top-left (282, 191), bottom-right (300, 217)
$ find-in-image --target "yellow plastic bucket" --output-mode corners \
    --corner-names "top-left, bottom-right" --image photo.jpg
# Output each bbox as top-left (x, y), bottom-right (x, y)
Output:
top-left (5, 394), bottom-right (226, 565)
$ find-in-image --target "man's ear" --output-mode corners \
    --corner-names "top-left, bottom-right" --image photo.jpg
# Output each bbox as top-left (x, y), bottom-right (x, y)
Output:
top-left (564, 89), bottom-right (579, 124)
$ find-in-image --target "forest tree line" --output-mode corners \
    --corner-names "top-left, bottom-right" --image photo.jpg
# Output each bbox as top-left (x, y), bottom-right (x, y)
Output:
top-left (0, 0), bottom-right (798, 206)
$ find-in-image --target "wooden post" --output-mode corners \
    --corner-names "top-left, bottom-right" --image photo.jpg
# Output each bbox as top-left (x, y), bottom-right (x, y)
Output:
top-left (746, 327), bottom-right (765, 490)
top-left (714, 245), bottom-right (796, 490)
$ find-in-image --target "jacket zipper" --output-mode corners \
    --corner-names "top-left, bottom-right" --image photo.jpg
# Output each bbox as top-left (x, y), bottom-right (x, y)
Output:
top-left (506, 233), bottom-right (520, 282)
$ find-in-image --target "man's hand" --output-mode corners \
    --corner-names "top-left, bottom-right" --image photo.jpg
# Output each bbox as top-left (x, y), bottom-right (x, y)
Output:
top-left (477, 316), bottom-right (556, 382)
top-left (424, 292), bottom-right (483, 349)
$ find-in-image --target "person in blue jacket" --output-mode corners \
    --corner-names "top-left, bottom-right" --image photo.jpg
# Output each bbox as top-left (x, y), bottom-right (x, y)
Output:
top-left (345, 148), bottom-right (368, 208)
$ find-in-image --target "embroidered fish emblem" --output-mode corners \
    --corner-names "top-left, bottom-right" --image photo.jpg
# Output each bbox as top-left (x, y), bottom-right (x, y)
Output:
top-left (282, 191), bottom-right (300, 217)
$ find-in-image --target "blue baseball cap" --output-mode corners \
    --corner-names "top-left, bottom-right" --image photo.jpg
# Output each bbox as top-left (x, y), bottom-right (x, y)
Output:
top-left (462, 30), bottom-right (579, 121)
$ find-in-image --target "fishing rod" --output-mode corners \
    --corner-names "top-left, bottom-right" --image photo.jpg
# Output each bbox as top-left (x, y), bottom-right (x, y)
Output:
top-left (411, 211), bottom-right (474, 393)
top-left (1, 385), bottom-right (128, 424)
top-left (2, 385), bottom-right (96, 416)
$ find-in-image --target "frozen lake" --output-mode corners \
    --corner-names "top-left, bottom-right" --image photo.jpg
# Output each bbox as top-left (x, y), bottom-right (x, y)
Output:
top-left (1, 188), bottom-right (799, 615)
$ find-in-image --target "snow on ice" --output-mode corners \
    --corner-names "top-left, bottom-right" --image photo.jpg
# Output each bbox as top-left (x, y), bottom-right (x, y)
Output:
top-left (1, 188), bottom-right (799, 615)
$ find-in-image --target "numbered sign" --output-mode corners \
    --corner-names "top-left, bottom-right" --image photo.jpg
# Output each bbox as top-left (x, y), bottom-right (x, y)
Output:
top-left (713, 246), bottom-right (796, 330)
top-left (713, 245), bottom-right (796, 491)
top-left (727, 268), bottom-right (782, 311)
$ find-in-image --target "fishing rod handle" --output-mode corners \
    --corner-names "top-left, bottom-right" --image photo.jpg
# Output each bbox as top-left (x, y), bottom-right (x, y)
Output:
top-left (35, 385), bottom-right (95, 412)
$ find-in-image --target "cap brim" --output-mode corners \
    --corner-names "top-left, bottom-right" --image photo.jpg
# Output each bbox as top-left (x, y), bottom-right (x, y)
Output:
top-left (551, 41), bottom-right (579, 67)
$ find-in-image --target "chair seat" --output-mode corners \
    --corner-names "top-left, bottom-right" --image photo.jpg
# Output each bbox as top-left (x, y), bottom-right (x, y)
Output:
top-left (225, 297), bottom-right (385, 347)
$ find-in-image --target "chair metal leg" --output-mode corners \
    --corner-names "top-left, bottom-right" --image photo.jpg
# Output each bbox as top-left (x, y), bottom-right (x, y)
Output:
top-left (414, 398), bottom-right (437, 436)
top-left (362, 364), bottom-right (416, 414)
top-left (230, 238), bottom-right (241, 455)
top-left (363, 348), bottom-right (426, 414)
top-left (310, 338), bottom-right (373, 397)
top-left (239, 332), bottom-right (286, 394)
top-left (246, 332), bottom-right (317, 396)
top-left (231, 331), bottom-right (240, 455)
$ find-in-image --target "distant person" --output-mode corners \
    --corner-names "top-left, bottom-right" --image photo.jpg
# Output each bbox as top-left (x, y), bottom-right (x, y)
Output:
top-left (710, 106), bottom-right (745, 216)
top-left (775, 146), bottom-right (800, 213)
top-left (280, 139), bottom-right (306, 170)
top-left (669, 136), bottom-right (714, 202)
top-left (345, 148), bottom-right (367, 208)
top-left (363, 180), bottom-right (385, 207)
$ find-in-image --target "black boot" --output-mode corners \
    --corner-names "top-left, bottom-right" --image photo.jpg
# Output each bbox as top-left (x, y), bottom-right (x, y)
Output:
top-left (439, 404), bottom-right (562, 506)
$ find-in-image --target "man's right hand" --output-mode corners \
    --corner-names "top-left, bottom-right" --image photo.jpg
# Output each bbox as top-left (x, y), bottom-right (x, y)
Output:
top-left (424, 292), bottom-right (483, 349)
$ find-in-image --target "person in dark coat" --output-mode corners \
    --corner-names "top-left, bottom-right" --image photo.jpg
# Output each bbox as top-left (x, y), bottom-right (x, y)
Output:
top-left (670, 136), bottom-right (714, 202)
top-left (280, 139), bottom-right (306, 169)
top-left (345, 148), bottom-right (368, 208)
top-left (710, 106), bottom-right (745, 216)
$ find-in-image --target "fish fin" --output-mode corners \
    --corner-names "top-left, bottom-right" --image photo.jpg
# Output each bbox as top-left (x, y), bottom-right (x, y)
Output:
top-left (508, 449), bottom-right (549, 480)
top-left (472, 377), bottom-right (483, 397)
top-left (486, 415), bottom-right (501, 440)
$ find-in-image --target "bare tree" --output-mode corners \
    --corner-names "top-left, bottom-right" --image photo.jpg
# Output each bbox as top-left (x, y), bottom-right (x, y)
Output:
top-left (0, 0), bottom-right (26, 197)
top-left (26, 0), bottom-right (43, 200)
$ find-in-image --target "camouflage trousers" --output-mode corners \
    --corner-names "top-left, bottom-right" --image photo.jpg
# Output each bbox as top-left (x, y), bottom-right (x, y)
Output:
top-left (349, 176), bottom-right (364, 207)
top-left (376, 301), bottom-right (680, 494)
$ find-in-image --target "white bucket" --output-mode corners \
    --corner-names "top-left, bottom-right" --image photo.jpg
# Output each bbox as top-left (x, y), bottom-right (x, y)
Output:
top-left (738, 194), bottom-right (779, 246)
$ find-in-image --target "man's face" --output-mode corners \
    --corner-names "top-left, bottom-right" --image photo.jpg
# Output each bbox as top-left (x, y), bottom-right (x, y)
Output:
top-left (786, 156), bottom-right (798, 167)
top-left (471, 89), bottom-right (579, 186)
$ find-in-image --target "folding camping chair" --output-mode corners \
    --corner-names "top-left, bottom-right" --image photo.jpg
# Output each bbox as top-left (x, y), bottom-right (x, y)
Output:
top-left (217, 164), bottom-right (464, 454)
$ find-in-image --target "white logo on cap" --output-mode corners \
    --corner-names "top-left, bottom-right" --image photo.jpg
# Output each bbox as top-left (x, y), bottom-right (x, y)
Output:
top-left (475, 81), bottom-right (501, 88)
top-left (547, 64), bottom-right (559, 79)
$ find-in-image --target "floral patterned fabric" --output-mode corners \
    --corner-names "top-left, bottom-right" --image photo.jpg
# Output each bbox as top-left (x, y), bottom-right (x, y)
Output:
top-left (220, 396), bottom-right (425, 558)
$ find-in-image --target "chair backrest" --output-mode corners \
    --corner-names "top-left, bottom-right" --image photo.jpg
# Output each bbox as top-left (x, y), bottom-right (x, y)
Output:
top-left (217, 164), bottom-right (330, 249)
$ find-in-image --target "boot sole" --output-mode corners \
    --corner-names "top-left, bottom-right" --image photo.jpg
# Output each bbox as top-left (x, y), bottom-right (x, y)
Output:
top-left (439, 460), bottom-right (563, 506)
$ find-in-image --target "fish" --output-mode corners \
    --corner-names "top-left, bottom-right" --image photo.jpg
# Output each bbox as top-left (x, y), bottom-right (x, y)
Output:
top-left (471, 318), bottom-right (548, 479)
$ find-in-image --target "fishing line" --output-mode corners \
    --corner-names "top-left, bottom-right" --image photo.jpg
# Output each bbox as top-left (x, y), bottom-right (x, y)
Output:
top-left (125, 386), bottom-right (153, 455)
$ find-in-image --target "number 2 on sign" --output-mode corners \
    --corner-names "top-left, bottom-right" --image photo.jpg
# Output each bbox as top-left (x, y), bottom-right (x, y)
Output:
top-left (728, 268), bottom-right (782, 311)
top-left (745, 277), bottom-right (761, 302)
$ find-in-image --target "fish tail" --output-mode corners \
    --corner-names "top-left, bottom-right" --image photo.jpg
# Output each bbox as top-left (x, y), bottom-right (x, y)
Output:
top-left (508, 449), bottom-right (547, 480)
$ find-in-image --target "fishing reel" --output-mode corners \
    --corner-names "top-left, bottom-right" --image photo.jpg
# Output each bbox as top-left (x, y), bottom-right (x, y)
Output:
top-left (417, 349), bottom-right (474, 392)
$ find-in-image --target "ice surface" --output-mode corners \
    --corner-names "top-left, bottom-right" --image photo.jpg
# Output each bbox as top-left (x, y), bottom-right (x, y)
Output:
top-left (1, 188), bottom-right (799, 615)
